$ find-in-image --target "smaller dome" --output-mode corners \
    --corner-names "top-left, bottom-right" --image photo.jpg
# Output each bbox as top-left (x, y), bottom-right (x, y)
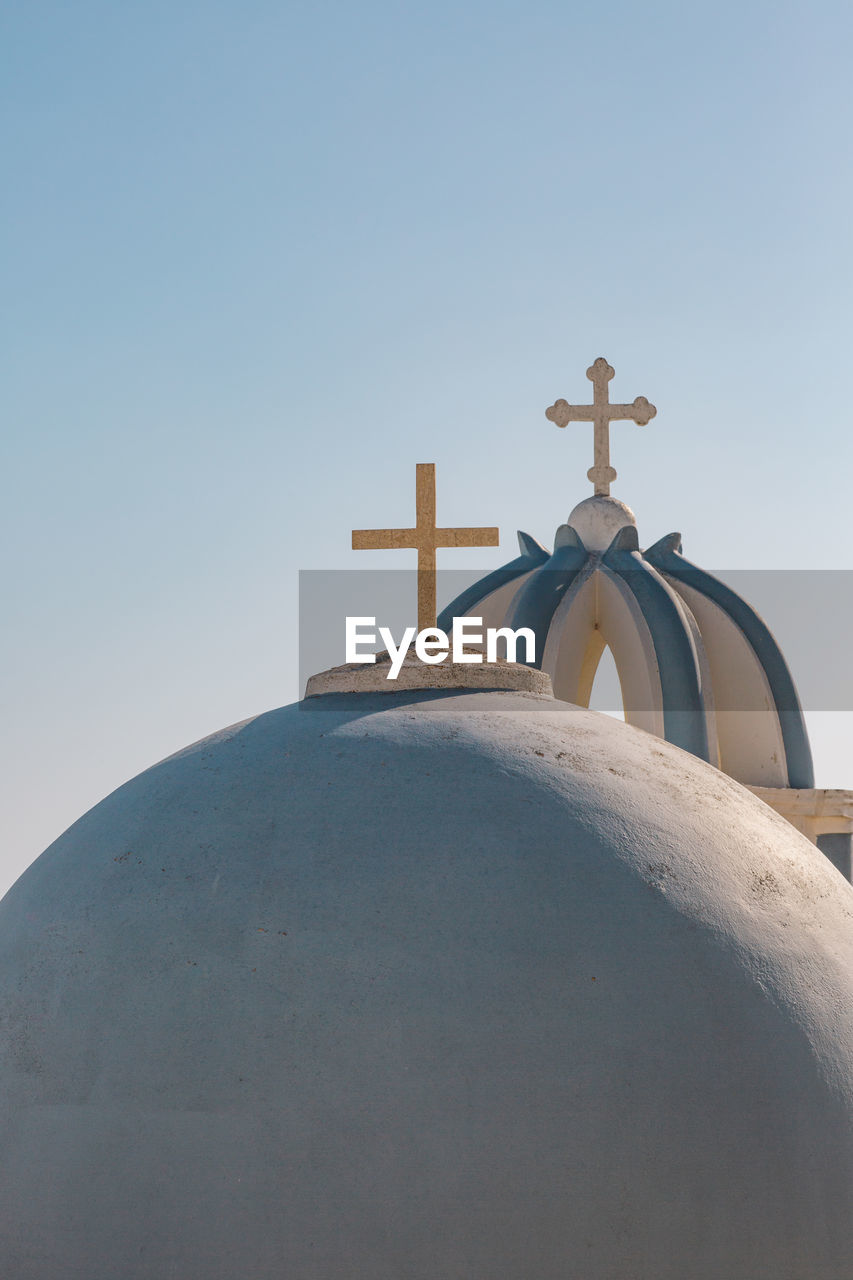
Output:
top-left (567, 495), bottom-right (636, 550)
top-left (439, 513), bottom-right (814, 790)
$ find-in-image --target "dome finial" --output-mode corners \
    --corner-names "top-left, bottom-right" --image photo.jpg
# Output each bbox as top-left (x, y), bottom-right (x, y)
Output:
top-left (545, 357), bottom-right (657, 496)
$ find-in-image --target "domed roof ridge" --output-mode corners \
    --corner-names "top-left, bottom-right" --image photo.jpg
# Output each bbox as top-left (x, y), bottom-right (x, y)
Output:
top-left (602, 534), bottom-right (711, 761)
top-left (604, 524), bottom-right (640, 553)
top-left (502, 538), bottom-right (589, 657)
top-left (643, 536), bottom-right (814, 789)
top-left (645, 530), bottom-right (683, 557)
top-left (553, 524), bottom-right (586, 551)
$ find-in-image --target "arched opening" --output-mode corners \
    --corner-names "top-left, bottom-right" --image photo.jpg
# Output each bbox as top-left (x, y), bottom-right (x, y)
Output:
top-left (544, 570), bottom-right (665, 738)
top-left (587, 643), bottom-right (624, 721)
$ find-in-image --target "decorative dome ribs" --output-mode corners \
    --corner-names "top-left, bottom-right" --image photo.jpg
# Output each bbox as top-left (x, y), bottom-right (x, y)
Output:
top-left (440, 516), bottom-right (814, 790)
top-left (644, 534), bottom-right (814, 789)
top-left (436, 530), bottom-right (549, 634)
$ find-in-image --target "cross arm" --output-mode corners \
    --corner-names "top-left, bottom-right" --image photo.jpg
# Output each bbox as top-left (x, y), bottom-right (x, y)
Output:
top-left (546, 397), bottom-right (656, 428)
top-left (434, 527), bottom-right (500, 548)
top-left (352, 528), bottom-right (418, 550)
top-left (616, 396), bottom-right (656, 426)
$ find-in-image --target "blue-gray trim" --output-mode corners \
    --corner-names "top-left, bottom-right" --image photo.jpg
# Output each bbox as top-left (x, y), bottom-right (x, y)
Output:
top-left (436, 530), bottom-right (550, 633)
top-left (644, 535), bottom-right (815, 788)
top-left (603, 527), bottom-right (711, 762)
top-left (504, 528), bottom-right (589, 669)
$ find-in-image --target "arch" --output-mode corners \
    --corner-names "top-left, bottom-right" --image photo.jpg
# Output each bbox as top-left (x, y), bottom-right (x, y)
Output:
top-left (543, 568), bottom-right (666, 739)
top-left (586, 643), bottom-right (625, 720)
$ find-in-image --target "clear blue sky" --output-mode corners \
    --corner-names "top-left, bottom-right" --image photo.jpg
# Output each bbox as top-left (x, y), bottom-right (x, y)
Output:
top-left (2, 0), bottom-right (852, 894)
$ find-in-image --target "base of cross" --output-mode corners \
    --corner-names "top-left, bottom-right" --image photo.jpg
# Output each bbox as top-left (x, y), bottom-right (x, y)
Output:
top-left (304, 654), bottom-right (553, 698)
top-left (588, 464), bottom-right (618, 496)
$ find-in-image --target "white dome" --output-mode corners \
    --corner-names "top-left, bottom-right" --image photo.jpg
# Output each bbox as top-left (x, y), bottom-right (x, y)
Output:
top-left (1, 687), bottom-right (853, 1279)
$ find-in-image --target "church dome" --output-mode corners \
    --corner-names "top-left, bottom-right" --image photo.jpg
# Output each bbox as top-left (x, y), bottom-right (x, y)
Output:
top-left (1, 684), bottom-right (852, 1279)
top-left (439, 520), bottom-right (814, 790)
top-left (435, 354), bottom-right (816, 794)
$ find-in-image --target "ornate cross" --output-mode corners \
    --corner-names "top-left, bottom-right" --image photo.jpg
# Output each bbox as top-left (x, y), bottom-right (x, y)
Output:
top-left (352, 463), bottom-right (500, 631)
top-left (546, 357), bottom-right (656, 496)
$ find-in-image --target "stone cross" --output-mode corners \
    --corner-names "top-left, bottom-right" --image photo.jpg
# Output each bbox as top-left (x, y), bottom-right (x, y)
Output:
top-left (546, 357), bottom-right (656, 496)
top-left (352, 463), bottom-right (500, 632)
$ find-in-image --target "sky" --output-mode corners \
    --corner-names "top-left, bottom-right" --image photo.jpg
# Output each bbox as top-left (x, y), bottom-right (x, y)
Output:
top-left (2, 0), bottom-right (852, 896)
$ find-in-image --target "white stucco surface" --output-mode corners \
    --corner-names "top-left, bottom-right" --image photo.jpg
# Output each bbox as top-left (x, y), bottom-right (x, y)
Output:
top-left (566, 493), bottom-right (637, 549)
top-left (304, 654), bottom-right (551, 696)
top-left (1, 689), bottom-right (853, 1279)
